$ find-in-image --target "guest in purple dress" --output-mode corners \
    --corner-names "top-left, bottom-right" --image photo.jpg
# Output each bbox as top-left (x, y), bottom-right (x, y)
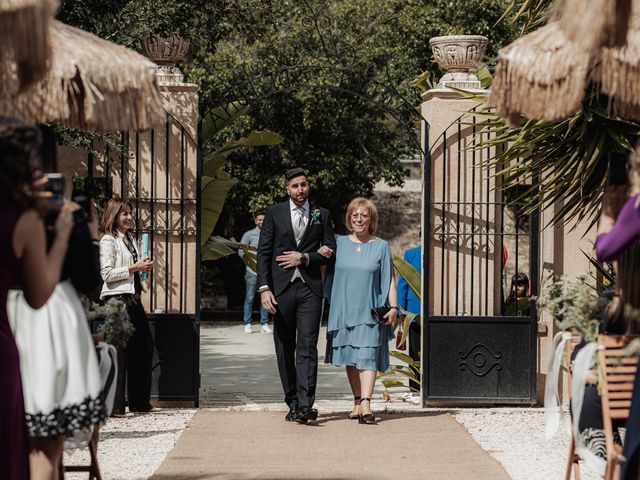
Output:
top-left (595, 185), bottom-right (640, 330)
top-left (0, 118), bottom-right (73, 480)
top-left (595, 154), bottom-right (640, 479)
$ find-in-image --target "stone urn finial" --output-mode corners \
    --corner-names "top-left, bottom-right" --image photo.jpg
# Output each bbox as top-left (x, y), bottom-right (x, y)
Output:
top-left (141, 32), bottom-right (190, 84)
top-left (429, 35), bottom-right (488, 89)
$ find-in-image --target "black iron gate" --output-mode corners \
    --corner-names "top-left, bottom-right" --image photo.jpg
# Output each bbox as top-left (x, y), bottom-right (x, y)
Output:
top-left (59, 112), bottom-right (200, 406)
top-left (422, 112), bottom-right (539, 405)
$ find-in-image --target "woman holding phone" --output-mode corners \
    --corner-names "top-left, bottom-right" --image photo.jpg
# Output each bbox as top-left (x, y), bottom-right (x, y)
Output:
top-left (0, 118), bottom-right (73, 480)
top-left (99, 198), bottom-right (155, 416)
top-left (7, 127), bottom-right (107, 480)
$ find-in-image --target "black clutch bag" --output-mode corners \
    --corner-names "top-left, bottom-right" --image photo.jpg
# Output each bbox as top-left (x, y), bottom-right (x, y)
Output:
top-left (371, 306), bottom-right (396, 325)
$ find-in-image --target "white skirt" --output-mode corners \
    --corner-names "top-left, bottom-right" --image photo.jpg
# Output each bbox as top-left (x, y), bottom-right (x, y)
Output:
top-left (8, 280), bottom-right (106, 438)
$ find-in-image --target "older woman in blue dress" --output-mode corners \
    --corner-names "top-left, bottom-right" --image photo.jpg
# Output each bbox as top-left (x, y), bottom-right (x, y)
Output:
top-left (324, 197), bottom-right (398, 424)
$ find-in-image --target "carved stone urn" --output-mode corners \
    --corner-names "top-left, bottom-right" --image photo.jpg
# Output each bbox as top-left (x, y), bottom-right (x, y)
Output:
top-left (428, 35), bottom-right (488, 89)
top-left (141, 32), bottom-right (189, 84)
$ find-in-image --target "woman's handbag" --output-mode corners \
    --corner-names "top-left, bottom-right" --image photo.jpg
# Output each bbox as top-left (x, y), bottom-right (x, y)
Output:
top-left (371, 306), bottom-right (398, 325)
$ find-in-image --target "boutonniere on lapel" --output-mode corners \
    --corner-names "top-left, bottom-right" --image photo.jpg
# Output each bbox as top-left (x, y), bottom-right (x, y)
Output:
top-left (311, 208), bottom-right (321, 225)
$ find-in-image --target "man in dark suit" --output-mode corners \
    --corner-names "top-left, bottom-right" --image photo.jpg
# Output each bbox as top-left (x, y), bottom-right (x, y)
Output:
top-left (257, 168), bottom-right (336, 423)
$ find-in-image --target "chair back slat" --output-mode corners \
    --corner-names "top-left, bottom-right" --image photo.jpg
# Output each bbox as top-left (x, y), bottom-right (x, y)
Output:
top-left (597, 333), bottom-right (640, 479)
top-left (606, 374), bottom-right (637, 383)
top-left (610, 409), bottom-right (631, 420)
top-left (608, 390), bottom-right (633, 399)
top-left (606, 366), bottom-right (638, 374)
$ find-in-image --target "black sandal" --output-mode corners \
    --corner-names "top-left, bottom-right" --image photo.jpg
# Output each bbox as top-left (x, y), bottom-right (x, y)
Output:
top-left (358, 397), bottom-right (376, 424)
top-left (348, 396), bottom-right (361, 420)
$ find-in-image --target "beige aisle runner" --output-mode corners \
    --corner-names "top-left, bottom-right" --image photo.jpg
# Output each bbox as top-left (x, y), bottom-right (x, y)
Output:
top-left (150, 411), bottom-right (510, 480)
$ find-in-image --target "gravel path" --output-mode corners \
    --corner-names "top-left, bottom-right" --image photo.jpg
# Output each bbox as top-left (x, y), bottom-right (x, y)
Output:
top-left (453, 408), bottom-right (600, 480)
top-left (63, 410), bottom-right (195, 480)
top-left (65, 402), bottom-right (603, 479)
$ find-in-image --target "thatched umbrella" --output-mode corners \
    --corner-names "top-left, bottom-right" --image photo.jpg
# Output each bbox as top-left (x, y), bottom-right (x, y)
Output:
top-left (600, 8), bottom-right (640, 119)
top-left (554, 0), bottom-right (632, 50)
top-left (488, 22), bottom-right (591, 126)
top-left (0, 0), bottom-right (58, 90)
top-left (0, 20), bottom-right (165, 132)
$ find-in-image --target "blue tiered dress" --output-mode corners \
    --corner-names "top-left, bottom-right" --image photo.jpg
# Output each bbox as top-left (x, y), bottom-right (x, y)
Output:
top-left (325, 235), bottom-right (394, 372)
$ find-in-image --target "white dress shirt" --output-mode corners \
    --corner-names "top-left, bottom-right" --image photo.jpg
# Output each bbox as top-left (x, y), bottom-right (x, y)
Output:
top-left (290, 199), bottom-right (309, 282)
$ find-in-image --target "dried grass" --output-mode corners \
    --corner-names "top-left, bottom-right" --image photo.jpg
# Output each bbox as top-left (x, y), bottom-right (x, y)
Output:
top-left (0, 20), bottom-right (165, 132)
top-left (0, 0), bottom-right (58, 90)
top-left (489, 22), bottom-right (590, 126)
top-left (600, 7), bottom-right (640, 119)
top-left (554, 0), bottom-right (632, 49)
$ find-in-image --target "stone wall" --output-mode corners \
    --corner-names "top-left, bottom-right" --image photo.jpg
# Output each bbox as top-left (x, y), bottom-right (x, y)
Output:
top-left (372, 179), bottom-right (422, 256)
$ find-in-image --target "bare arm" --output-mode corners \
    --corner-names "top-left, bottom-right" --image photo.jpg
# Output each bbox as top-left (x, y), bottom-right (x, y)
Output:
top-left (596, 192), bottom-right (640, 261)
top-left (384, 271), bottom-right (399, 325)
top-left (13, 208), bottom-right (73, 309)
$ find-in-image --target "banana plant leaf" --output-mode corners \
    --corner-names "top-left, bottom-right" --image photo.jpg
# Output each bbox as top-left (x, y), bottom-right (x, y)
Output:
top-left (201, 130), bottom-right (283, 246)
top-left (201, 173), bottom-right (238, 248)
top-left (203, 130), bottom-right (283, 176)
top-left (392, 255), bottom-right (421, 299)
top-left (202, 235), bottom-right (257, 268)
top-left (396, 308), bottom-right (419, 348)
top-left (390, 350), bottom-right (420, 368)
top-left (201, 101), bottom-right (250, 151)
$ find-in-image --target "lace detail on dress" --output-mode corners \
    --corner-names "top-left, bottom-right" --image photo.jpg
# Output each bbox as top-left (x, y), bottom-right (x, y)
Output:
top-left (580, 427), bottom-right (622, 461)
top-left (26, 395), bottom-right (107, 439)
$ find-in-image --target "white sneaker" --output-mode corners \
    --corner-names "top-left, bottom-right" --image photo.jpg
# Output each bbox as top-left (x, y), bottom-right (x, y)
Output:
top-left (260, 324), bottom-right (273, 333)
top-left (244, 324), bottom-right (252, 334)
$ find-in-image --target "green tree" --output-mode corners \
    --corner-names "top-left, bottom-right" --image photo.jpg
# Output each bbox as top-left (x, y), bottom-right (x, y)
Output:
top-left (187, 0), bottom-right (521, 233)
top-left (57, 0), bottom-right (522, 234)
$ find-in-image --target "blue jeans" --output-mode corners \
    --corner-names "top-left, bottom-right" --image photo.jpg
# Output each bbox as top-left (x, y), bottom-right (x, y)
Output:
top-left (244, 272), bottom-right (269, 325)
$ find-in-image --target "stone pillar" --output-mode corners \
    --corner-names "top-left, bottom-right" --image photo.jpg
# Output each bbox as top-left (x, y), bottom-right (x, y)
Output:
top-left (422, 88), bottom-right (503, 316)
top-left (536, 201), bottom-right (597, 405)
top-left (56, 37), bottom-right (198, 317)
top-left (422, 35), bottom-right (500, 317)
top-left (421, 35), bottom-right (555, 405)
top-left (138, 80), bottom-right (198, 315)
top-left (138, 34), bottom-right (198, 316)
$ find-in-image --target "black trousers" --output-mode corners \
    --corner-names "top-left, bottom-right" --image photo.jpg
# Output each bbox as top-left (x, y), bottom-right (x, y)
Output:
top-left (274, 280), bottom-right (323, 409)
top-left (112, 295), bottom-right (154, 414)
top-left (408, 321), bottom-right (421, 391)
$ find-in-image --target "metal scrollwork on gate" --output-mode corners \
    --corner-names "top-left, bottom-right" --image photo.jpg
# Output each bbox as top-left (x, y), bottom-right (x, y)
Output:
top-left (458, 344), bottom-right (503, 377)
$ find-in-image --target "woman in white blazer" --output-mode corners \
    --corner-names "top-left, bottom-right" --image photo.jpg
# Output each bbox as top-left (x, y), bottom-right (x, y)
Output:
top-left (99, 198), bottom-right (155, 416)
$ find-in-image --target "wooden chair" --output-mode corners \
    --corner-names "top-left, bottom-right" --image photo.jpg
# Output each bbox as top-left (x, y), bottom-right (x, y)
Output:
top-left (59, 426), bottom-right (102, 480)
top-left (597, 334), bottom-right (640, 480)
top-left (565, 335), bottom-right (583, 480)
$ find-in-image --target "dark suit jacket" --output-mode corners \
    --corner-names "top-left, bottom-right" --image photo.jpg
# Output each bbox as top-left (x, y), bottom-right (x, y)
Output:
top-left (257, 201), bottom-right (336, 298)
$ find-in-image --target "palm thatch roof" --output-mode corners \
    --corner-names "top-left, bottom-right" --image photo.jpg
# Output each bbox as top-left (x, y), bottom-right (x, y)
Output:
top-left (489, 22), bottom-right (590, 126)
top-left (490, 0), bottom-right (640, 124)
top-left (554, 0), bottom-right (632, 50)
top-left (0, 20), bottom-right (165, 132)
top-left (0, 0), bottom-right (58, 90)
top-left (600, 9), bottom-right (640, 118)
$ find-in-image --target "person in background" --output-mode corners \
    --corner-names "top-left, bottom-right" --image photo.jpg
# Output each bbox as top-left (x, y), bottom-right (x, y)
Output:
top-left (397, 244), bottom-right (421, 394)
top-left (595, 151), bottom-right (640, 479)
top-left (99, 198), bottom-right (156, 417)
top-left (504, 272), bottom-right (531, 317)
top-left (0, 117), bottom-right (73, 480)
top-left (239, 210), bottom-right (271, 334)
